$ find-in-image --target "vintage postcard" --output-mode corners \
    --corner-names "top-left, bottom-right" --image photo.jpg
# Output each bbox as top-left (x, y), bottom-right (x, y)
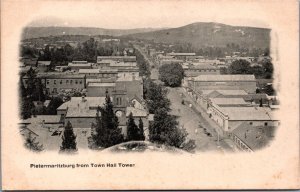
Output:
top-left (1, 0), bottom-right (299, 190)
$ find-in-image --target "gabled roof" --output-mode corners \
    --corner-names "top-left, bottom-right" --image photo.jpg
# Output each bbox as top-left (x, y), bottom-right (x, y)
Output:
top-left (65, 97), bottom-right (108, 117)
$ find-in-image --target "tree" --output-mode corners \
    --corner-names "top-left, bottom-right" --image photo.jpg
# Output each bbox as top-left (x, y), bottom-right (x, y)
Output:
top-left (138, 118), bottom-right (145, 141)
top-left (126, 112), bottom-right (141, 141)
top-left (90, 95), bottom-right (124, 148)
top-left (60, 121), bottom-right (77, 152)
top-left (259, 98), bottom-right (263, 107)
top-left (20, 97), bottom-right (35, 119)
top-left (19, 76), bottom-right (27, 98)
top-left (25, 67), bottom-right (45, 101)
top-left (24, 132), bottom-right (43, 152)
top-left (46, 97), bottom-right (64, 115)
top-left (145, 81), bottom-right (171, 113)
top-left (261, 60), bottom-right (273, 79)
top-left (135, 49), bottom-right (151, 77)
top-left (228, 59), bottom-right (252, 74)
top-left (159, 63), bottom-right (184, 87)
top-left (149, 108), bottom-right (187, 148)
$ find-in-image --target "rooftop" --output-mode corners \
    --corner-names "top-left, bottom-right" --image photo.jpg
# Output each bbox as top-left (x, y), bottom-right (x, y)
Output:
top-left (110, 61), bottom-right (137, 67)
top-left (20, 115), bottom-right (62, 124)
top-left (72, 61), bottom-right (87, 63)
top-left (87, 82), bottom-right (116, 87)
top-left (232, 122), bottom-right (276, 151)
top-left (126, 107), bottom-right (148, 117)
top-left (210, 98), bottom-right (250, 106)
top-left (188, 64), bottom-right (218, 69)
top-left (117, 75), bottom-right (142, 81)
top-left (97, 56), bottom-right (136, 62)
top-left (86, 78), bottom-right (116, 84)
top-left (193, 75), bottom-right (256, 82)
top-left (243, 94), bottom-right (268, 101)
top-left (38, 61), bottom-right (51, 66)
top-left (68, 63), bottom-right (92, 67)
top-left (218, 107), bottom-right (277, 121)
top-left (215, 90), bottom-right (248, 96)
top-left (79, 69), bottom-right (100, 74)
top-left (79, 68), bottom-right (118, 74)
top-left (64, 97), bottom-right (109, 117)
top-left (168, 52), bottom-right (196, 56)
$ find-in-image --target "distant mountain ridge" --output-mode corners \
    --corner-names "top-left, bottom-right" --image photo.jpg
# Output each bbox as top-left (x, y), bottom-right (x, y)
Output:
top-left (124, 22), bottom-right (271, 48)
top-left (22, 26), bottom-right (167, 40)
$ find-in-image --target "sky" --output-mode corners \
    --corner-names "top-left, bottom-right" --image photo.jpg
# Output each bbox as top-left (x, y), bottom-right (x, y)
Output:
top-left (26, 0), bottom-right (270, 29)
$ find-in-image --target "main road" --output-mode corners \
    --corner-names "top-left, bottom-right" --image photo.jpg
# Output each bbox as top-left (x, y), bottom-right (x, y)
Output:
top-left (133, 44), bottom-right (159, 80)
top-left (134, 43), bottom-right (234, 152)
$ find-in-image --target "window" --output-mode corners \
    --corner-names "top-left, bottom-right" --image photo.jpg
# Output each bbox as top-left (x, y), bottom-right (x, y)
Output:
top-left (66, 80), bottom-right (69, 84)
top-left (264, 122), bottom-right (268, 126)
top-left (60, 80), bottom-right (62, 84)
top-left (53, 88), bottom-right (57, 93)
top-left (75, 80), bottom-right (78, 84)
top-left (79, 81), bottom-right (82, 84)
top-left (46, 80), bottom-right (49, 84)
top-left (70, 80), bottom-right (73, 84)
top-left (249, 122), bottom-right (253, 125)
top-left (54, 80), bottom-right (56, 84)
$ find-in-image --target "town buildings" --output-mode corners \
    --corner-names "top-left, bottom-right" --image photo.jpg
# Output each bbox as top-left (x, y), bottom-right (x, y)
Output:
top-left (184, 74), bottom-right (257, 94)
top-left (166, 52), bottom-right (196, 60)
top-left (183, 64), bottom-right (220, 77)
top-left (68, 61), bottom-right (92, 71)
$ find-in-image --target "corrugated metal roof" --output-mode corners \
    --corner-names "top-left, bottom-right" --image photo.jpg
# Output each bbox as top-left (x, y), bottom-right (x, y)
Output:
top-left (210, 98), bottom-right (249, 105)
top-left (220, 107), bottom-right (276, 121)
top-left (193, 75), bottom-right (255, 81)
top-left (232, 122), bottom-right (276, 151)
top-left (79, 69), bottom-right (100, 73)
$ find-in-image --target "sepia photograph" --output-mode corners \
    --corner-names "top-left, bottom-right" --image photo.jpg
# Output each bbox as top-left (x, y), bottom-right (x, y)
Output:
top-left (1, 0), bottom-right (299, 190)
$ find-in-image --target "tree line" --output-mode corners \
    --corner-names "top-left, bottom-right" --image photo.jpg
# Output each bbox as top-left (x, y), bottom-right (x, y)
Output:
top-left (222, 59), bottom-right (274, 79)
top-left (21, 38), bottom-right (135, 68)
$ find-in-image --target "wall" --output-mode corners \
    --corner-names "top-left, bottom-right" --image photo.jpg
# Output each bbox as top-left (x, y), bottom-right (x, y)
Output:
top-left (86, 85), bottom-right (115, 97)
top-left (65, 117), bottom-right (95, 128)
top-left (45, 78), bottom-right (85, 94)
top-left (116, 80), bottom-right (143, 100)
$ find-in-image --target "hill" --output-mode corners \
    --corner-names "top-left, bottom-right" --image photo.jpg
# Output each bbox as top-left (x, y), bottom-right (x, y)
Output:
top-left (22, 27), bottom-right (166, 40)
top-left (125, 22), bottom-right (271, 49)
